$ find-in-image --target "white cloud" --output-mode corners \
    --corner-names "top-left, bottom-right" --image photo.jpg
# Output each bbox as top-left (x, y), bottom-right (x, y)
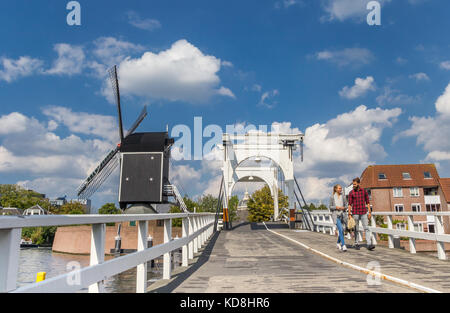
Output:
top-left (409, 72), bottom-right (430, 82)
top-left (294, 105), bottom-right (401, 200)
top-left (0, 112), bottom-right (29, 134)
top-left (275, 0), bottom-right (303, 9)
top-left (339, 76), bottom-right (375, 99)
top-left (93, 37), bottom-right (144, 62)
top-left (440, 61), bottom-right (450, 71)
top-left (315, 48), bottom-right (374, 67)
top-left (0, 56), bottom-right (43, 82)
top-left (259, 89), bottom-right (279, 109)
top-left (0, 109), bottom-right (122, 204)
top-left (217, 86), bottom-right (236, 99)
top-left (396, 57), bottom-right (408, 65)
top-left (435, 83), bottom-right (450, 116)
top-left (112, 39), bottom-right (232, 103)
top-left (376, 86), bottom-right (421, 106)
top-left (127, 11), bottom-right (161, 31)
top-left (45, 44), bottom-right (85, 76)
top-left (321, 0), bottom-right (391, 22)
top-left (398, 83), bottom-right (450, 166)
top-left (42, 106), bottom-right (119, 142)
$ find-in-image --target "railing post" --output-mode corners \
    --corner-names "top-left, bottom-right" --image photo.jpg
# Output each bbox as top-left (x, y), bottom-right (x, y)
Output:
top-left (435, 215), bottom-right (447, 260)
top-left (182, 217), bottom-right (189, 267)
top-left (370, 215), bottom-right (377, 246)
top-left (188, 216), bottom-right (194, 260)
top-left (163, 219), bottom-right (172, 280)
top-left (407, 215), bottom-right (416, 254)
top-left (0, 228), bottom-right (21, 292)
top-left (136, 221), bottom-right (148, 293)
top-left (387, 216), bottom-right (394, 249)
top-left (88, 223), bottom-right (105, 293)
top-left (202, 216), bottom-right (206, 245)
top-left (193, 216), bottom-right (199, 254)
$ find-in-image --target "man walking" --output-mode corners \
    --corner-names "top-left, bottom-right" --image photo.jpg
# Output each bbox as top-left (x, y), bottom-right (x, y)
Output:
top-left (348, 177), bottom-right (375, 251)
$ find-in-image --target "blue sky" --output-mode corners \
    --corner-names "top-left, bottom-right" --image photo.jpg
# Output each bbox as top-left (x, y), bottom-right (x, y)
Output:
top-left (0, 0), bottom-right (449, 209)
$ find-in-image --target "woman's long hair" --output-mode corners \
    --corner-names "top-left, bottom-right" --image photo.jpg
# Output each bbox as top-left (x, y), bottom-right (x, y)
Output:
top-left (333, 184), bottom-right (342, 196)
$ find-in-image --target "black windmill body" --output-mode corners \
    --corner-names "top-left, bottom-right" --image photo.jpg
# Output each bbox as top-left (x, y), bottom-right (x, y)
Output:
top-left (77, 66), bottom-right (175, 212)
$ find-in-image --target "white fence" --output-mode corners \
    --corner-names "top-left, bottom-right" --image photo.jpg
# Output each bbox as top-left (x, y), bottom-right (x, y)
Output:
top-left (0, 213), bottom-right (216, 293)
top-left (308, 210), bottom-right (450, 260)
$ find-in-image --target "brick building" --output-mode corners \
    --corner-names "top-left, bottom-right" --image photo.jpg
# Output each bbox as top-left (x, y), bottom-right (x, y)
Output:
top-left (360, 164), bottom-right (449, 234)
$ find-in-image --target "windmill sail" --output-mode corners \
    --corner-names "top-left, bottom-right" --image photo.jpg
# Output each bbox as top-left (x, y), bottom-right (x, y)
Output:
top-left (77, 147), bottom-right (120, 199)
top-left (125, 106), bottom-right (148, 138)
top-left (109, 65), bottom-right (124, 142)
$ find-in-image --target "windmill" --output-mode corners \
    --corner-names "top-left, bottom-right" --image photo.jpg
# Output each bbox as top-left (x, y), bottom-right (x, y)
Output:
top-left (77, 65), bottom-right (186, 214)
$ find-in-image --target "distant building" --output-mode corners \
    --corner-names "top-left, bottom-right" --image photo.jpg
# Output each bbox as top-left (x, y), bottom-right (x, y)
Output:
top-left (70, 199), bottom-right (92, 213)
top-left (49, 196), bottom-right (67, 207)
top-left (23, 205), bottom-right (49, 216)
top-left (237, 191), bottom-right (250, 210)
top-left (360, 164), bottom-right (449, 234)
top-left (0, 207), bottom-right (23, 216)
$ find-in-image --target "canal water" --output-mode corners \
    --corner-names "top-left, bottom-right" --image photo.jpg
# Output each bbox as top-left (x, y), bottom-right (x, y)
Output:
top-left (17, 247), bottom-right (182, 292)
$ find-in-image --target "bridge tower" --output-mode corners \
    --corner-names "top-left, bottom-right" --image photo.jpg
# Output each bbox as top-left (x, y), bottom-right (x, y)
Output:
top-left (220, 131), bottom-right (304, 228)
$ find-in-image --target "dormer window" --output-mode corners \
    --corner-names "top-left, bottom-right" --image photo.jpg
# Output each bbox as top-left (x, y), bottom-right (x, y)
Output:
top-left (402, 172), bottom-right (411, 179)
top-left (424, 172), bottom-right (432, 179)
top-left (378, 173), bottom-right (386, 180)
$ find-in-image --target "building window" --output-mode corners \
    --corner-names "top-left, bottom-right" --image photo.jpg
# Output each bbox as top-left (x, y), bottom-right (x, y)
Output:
top-left (424, 172), bottom-right (432, 179)
top-left (157, 220), bottom-right (164, 227)
top-left (411, 204), bottom-right (421, 212)
top-left (396, 223), bottom-right (406, 231)
top-left (426, 204), bottom-right (441, 212)
top-left (394, 204), bottom-right (404, 212)
top-left (393, 188), bottom-right (403, 198)
top-left (410, 187), bottom-right (420, 197)
top-left (378, 173), bottom-right (387, 180)
top-left (428, 224), bottom-right (435, 233)
top-left (402, 172), bottom-right (411, 179)
top-left (414, 223), bottom-right (424, 232)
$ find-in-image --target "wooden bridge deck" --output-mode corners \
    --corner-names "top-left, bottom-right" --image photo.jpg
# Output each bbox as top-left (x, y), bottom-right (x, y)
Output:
top-left (146, 222), bottom-right (450, 293)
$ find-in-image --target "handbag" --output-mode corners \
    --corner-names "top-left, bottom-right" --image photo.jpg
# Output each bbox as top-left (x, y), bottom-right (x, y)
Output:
top-left (347, 216), bottom-right (356, 230)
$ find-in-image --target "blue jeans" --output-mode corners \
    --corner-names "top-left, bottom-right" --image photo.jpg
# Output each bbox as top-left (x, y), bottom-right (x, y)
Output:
top-left (336, 217), bottom-right (345, 246)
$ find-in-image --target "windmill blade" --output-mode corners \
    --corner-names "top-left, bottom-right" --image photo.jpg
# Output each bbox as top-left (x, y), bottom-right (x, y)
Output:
top-left (125, 106), bottom-right (148, 138)
top-left (77, 147), bottom-right (120, 200)
top-left (109, 65), bottom-right (124, 142)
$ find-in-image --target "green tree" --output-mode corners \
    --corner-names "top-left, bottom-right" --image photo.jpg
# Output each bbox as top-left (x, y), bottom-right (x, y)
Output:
top-left (0, 184), bottom-right (52, 211)
top-left (228, 195), bottom-right (239, 222)
top-left (197, 194), bottom-right (218, 213)
top-left (56, 201), bottom-right (85, 215)
top-left (182, 196), bottom-right (198, 212)
top-left (98, 203), bottom-right (121, 215)
top-left (247, 186), bottom-right (289, 222)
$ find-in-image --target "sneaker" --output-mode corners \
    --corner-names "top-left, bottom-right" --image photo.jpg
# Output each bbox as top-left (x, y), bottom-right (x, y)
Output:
top-left (336, 243), bottom-right (342, 250)
top-left (354, 244), bottom-right (360, 250)
top-left (342, 245), bottom-right (347, 252)
top-left (367, 245), bottom-right (375, 251)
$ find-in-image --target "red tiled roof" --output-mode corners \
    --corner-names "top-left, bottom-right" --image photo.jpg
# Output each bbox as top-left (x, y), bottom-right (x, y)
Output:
top-left (360, 164), bottom-right (440, 189)
top-left (439, 178), bottom-right (450, 203)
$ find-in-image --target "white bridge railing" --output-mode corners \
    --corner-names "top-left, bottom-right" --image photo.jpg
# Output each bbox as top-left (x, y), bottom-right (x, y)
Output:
top-left (0, 213), bottom-right (216, 293)
top-left (308, 210), bottom-right (450, 261)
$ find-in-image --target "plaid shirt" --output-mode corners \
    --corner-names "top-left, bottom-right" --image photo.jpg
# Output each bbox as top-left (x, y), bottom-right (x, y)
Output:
top-left (348, 187), bottom-right (370, 215)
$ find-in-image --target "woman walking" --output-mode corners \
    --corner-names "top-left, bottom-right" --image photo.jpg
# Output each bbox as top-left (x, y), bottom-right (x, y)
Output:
top-left (329, 184), bottom-right (348, 252)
